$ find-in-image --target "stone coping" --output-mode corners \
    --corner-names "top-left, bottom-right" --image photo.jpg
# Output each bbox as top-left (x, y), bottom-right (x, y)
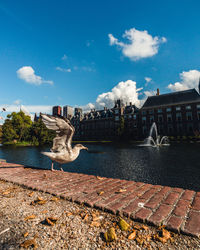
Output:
top-left (0, 162), bottom-right (199, 238)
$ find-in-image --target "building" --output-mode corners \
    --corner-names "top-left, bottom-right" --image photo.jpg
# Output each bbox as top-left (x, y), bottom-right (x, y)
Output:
top-left (139, 88), bottom-right (200, 137)
top-left (71, 100), bottom-right (139, 141)
top-left (63, 105), bottom-right (74, 120)
top-left (52, 106), bottom-right (62, 116)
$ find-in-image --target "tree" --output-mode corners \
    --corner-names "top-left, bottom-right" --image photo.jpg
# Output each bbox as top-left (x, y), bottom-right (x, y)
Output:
top-left (2, 111), bottom-right (32, 143)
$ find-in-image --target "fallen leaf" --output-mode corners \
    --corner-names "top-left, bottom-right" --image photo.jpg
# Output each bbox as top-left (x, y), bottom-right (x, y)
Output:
top-left (24, 214), bottom-right (36, 221)
top-left (90, 221), bottom-right (101, 227)
top-left (23, 232), bottom-right (29, 237)
top-left (37, 200), bottom-right (47, 205)
top-left (98, 191), bottom-right (104, 196)
top-left (28, 192), bottom-right (34, 197)
top-left (136, 236), bottom-right (144, 245)
top-left (31, 197), bottom-right (47, 206)
top-left (128, 230), bottom-right (137, 240)
top-left (162, 229), bottom-right (171, 239)
top-left (51, 197), bottom-right (59, 202)
top-left (141, 225), bottom-right (149, 230)
top-left (116, 189), bottom-right (127, 193)
top-left (96, 176), bottom-right (105, 180)
top-left (119, 217), bottom-right (130, 231)
top-left (37, 196), bottom-right (44, 201)
top-left (65, 212), bottom-right (73, 216)
top-left (41, 210), bottom-right (48, 214)
top-left (83, 214), bottom-right (89, 221)
top-left (45, 217), bottom-right (58, 226)
top-left (2, 191), bottom-right (10, 195)
top-left (20, 239), bottom-right (37, 249)
top-left (104, 227), bottom-right (117, 242)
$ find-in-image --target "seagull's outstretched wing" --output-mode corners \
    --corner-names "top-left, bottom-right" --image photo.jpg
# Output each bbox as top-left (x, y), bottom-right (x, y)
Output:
top-left (41, 114), bottom-right (75, 150)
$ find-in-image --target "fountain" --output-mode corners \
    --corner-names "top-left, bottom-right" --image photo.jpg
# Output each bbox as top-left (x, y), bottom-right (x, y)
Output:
top-left (141, 122), bottom-right (170, 147)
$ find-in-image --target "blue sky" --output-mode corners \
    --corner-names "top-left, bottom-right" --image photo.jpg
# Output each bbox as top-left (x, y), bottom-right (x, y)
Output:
top-left (0, 0), bottom-right (200, 119)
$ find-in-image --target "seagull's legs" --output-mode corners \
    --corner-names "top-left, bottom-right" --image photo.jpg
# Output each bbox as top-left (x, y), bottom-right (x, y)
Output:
top-left (51, 161), bottom-right (55, 171)
top-left (59, 164), bottom-right (63, 171)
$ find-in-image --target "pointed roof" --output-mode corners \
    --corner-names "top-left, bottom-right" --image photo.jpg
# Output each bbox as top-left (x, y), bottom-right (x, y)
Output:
top-left (142, 89), bottom-right (200, 109)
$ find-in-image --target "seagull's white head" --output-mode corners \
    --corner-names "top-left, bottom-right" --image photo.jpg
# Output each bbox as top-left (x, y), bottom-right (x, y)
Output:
top-left (75, 144), bottom-right (88, 151)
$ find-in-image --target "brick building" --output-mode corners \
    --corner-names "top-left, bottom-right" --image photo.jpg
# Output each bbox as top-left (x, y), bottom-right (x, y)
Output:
top-left (52, 106), bottom-right (62, 116)
top-left (139, 88), bottom-right (200, 138)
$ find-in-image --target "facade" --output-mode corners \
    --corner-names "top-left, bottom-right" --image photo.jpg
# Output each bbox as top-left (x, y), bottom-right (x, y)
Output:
top-left (52, 106), bottom-right (62, 116)
top-left (63, 105), bottom-right (74, 119)
top-left (139, 88), bottom-right (200, 138)
top-left (71, 100), bottom-right (139, 140)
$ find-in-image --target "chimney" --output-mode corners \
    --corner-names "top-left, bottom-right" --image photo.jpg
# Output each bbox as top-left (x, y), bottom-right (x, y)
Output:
top-left (156, 88), bottom-right (160, 96)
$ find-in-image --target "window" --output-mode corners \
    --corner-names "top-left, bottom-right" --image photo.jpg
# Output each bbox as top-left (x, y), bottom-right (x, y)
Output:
top-left (115, 109), bottom-right (119, 114)
top-left (197, 104), bottom-right (200, 109)
top-left (186, 105), bottom-right (191, 110)
top-left (168, 125), bottom-right (173, 134)
top-left (129, 114), bottom-right (132, 119)
top-left (133, 114), bottom-right (137, 119)
top-left (150, 116), bottom-right (154, 123)
top-left (158, 109), bottom-right (162, 113)
top-left (158, 115), bottom-right (163, 123)
top-left (197, 111), bottom-right (200, 120)
top-left (149, 109), bottom-right (154, 114)
top-left (176, 106), bottom-right (181, 111)
top-left (176, 113), bottom-right (182, 121)
top-left (177, 124), bottom-right (183, 133)
top-left (115, 116), bottom-right (119, 121)
top-left (166, 107), bottom-right (171, 112)
top-left (186, 112), bottom-right (192, 121)
top-left (142, 111), bottom-right (146, 115)
top-left (167, 114), bottom-right (172, 122)
top-left (142, 116), bottom-right (146, 124)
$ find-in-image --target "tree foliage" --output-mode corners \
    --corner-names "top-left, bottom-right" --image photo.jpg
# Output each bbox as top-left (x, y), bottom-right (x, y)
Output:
top-left (2, 112), bottom-right (55, 145)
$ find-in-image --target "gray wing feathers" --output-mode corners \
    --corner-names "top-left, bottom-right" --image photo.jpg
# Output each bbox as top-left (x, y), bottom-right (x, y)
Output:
top-left (41, 114), bottom-right (75, 151)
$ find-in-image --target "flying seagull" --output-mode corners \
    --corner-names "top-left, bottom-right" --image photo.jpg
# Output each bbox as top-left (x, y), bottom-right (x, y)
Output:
top-left (41, 114), bottom-right (88, 171)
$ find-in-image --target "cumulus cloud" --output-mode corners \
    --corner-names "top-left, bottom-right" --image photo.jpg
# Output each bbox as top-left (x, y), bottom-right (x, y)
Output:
top-left (82, 80), bottom-right (143, 112)
top-left (17, 66), bottom-right (53, 85)
top-left (56, 67), bottom-right (71, 72)
top-left (168, 70), bottom-right (200, 92)
top-left (145, 77), bottom-right (152, 83)
top-left (108, 28), bottom-right (166, 61)
top-left (144, 90), bottom-right (156, 97)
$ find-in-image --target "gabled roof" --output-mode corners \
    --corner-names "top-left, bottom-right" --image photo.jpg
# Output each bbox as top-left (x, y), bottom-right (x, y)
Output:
top-left (142, 89), bottom-right (200, 109)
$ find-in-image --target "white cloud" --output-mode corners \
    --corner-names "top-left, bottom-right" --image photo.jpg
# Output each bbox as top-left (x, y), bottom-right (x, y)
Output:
top-left (17, 66), bottom-right (53, 85)
top-left (56, 67), bottom-right (71, 73)
top-left (108, 28), bottom-right (167, 61)
top-left (62, 54), bottom-right (67, 60)
top-left (168, 70), bottom-right (200, 92)
top-left (144, 90), bottom-right (156, 97)
top-left (145, 77), bottom-right (152, 83)
top-left (82, 80), bottom-right (143, 112)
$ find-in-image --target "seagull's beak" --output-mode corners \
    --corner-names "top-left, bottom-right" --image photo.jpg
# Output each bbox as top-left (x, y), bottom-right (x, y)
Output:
top-left (83, 146), bottom-right (88, 151)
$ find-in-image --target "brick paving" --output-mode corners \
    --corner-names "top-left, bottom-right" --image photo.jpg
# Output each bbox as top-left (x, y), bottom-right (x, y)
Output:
top-left (0, 162), bottom-right (200, 237)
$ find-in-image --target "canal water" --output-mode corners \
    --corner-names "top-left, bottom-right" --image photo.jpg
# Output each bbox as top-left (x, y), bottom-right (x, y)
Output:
top-left (0, 142), bottom-right (200, 191)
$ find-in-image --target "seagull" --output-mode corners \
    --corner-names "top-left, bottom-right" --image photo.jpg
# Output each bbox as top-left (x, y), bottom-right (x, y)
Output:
top-left (41, 114), bottom-right (88, 171)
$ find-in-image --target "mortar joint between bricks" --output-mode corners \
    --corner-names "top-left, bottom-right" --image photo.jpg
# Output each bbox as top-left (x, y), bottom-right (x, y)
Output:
top-left (180, 191), bottom-right (197, 233)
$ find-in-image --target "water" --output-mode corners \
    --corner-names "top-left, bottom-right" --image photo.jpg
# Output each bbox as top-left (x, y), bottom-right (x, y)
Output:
top-left (0, 143), bottom-right (200, 191)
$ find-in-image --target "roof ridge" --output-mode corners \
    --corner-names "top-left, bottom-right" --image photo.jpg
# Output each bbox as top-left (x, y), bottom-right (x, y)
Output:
top-left (148, 89), bottom-right (197, 98)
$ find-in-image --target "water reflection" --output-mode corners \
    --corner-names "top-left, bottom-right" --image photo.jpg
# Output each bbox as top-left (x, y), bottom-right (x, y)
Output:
top-left (0, 143), bottom-right (200, 191)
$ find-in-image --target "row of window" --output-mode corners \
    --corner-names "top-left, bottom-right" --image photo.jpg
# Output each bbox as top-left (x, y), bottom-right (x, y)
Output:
top-left (142, 104), bottom-right (200, 115)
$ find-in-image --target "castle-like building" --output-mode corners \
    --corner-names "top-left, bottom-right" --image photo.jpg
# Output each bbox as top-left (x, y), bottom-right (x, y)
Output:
top-left (50, 84), bottom-right (200, 140)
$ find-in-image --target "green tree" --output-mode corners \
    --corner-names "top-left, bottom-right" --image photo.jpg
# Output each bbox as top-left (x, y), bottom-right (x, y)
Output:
top-left (2, 111), bottom-right (32, 143)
